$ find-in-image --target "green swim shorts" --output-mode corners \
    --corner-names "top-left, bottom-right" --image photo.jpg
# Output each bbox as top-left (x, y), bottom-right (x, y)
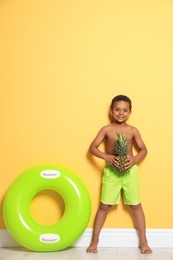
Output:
top-left (101, 164), bottom-right (141, 205)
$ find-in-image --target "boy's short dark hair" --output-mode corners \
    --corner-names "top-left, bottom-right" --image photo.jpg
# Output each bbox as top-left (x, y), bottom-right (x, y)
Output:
top-left (111, 95), bottom-right (132, 110)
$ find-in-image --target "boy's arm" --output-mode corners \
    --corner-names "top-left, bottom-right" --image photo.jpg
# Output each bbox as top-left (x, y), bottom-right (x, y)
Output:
top-left (127, 127), bottom-right (147, 169)
top-left (89, 126), bottom-right (119, 167)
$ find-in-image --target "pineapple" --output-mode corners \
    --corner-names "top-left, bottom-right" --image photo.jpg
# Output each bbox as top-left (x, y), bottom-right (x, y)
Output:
top-left (115, 131), bottom-right (129, 173)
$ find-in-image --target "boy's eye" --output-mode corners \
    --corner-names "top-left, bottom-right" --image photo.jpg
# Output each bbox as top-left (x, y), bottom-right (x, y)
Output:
top-left (114, 108), bottom-right (129, 112)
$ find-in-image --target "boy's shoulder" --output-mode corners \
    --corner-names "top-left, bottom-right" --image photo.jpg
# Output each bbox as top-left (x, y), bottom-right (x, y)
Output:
top-left (125, 124), bottom-right (140, 133)
top-left (100, 124), bottom-right (115, 131)
top-left (126, 124), bottom-right (138, 130)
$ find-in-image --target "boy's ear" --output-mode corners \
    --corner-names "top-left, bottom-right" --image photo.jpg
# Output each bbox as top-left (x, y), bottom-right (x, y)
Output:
top-left (109, 108), bottom-right (113, 116)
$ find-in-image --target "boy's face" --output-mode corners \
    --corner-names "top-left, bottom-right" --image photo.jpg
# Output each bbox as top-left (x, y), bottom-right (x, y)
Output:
top-left (110, 101), bottom-right (131, 123)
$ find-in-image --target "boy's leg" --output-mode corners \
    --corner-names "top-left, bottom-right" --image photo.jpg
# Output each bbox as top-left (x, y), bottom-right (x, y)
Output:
top-left (130, 203), bottom-right (152, 254)
top-left (86, 203), bottom-right (112, 253)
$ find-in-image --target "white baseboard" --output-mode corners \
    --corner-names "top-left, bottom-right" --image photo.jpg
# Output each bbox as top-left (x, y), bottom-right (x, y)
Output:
top-left (0, 228), bottom-right (173, 248)
top-left (73, 228), bottom-right (173, 248)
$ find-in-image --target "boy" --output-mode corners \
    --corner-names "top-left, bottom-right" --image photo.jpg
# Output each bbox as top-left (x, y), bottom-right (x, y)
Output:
top-left (86, 95), bottom-right (152, 254)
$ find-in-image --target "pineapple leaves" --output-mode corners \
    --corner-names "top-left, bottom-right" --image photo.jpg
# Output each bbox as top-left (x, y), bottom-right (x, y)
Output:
top-left (115, 131), bottom-right (128, 156)
top-left (115, 131), bottom-right (129, 173)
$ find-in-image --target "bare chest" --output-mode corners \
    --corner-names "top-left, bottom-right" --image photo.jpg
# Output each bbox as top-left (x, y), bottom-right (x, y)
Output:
top-left (105, 131), bottom-right (133, 155)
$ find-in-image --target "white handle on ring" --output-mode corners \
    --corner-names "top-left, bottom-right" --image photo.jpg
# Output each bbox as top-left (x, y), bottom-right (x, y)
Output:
top-left (40, 170), bottom-right (60, 179)
top-left (40, 234), bottom-right (60, 243)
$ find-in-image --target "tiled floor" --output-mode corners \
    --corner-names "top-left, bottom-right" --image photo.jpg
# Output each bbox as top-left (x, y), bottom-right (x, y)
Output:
top-left (0, 247), bottom-right (173, 260)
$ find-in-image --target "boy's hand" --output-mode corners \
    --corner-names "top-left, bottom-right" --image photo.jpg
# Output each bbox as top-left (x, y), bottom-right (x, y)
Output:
top-left (104, 154), bottom-right (119, 168)
top-left (124, 156), bottom-right (135, 171)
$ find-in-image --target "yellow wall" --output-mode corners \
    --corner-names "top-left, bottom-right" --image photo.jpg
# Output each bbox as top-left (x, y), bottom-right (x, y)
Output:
top-left (0, 0), bottom-right (173, 229)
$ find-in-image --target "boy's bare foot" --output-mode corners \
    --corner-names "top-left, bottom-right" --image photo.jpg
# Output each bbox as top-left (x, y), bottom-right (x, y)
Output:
top-left (86, 240), bottom-right (98, 253)
top-left (140, 243), bottom-right (152, 254)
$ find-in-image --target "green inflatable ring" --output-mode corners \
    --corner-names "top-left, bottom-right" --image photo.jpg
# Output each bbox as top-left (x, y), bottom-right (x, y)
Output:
top-left (3, 165), bottom-right (91, 252)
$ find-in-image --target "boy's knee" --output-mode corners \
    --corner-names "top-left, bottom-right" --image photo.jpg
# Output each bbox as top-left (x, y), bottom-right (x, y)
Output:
top-left (130, 203), bottom-right (142, 211)
top-left (99, 203), bottom-right (111, 212)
